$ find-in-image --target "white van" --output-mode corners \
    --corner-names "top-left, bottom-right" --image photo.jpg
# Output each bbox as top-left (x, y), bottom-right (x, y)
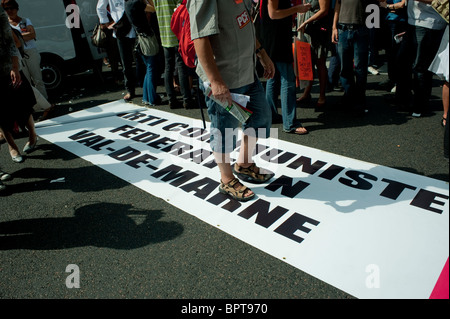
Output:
top-left (18, 0), bottom-right (106, 93)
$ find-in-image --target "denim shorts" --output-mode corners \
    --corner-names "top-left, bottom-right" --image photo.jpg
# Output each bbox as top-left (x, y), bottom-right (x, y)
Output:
top-left (203, 78), bottom-right (272, 153)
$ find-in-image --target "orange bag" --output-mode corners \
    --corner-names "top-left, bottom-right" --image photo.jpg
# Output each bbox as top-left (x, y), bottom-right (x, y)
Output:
top-left (294, 38), bottom-right (313, 82)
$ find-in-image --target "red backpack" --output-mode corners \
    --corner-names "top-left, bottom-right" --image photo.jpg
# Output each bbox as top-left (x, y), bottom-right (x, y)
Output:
top-left (170, 0), bottom-right (196, 69)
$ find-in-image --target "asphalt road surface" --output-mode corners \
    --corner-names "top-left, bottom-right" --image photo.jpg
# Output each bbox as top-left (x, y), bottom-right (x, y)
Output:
top-left (0, 59), bottom-right (448, 306)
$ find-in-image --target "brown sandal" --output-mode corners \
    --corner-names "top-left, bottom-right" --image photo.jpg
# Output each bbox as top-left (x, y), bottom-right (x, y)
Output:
top-left (219, 178), bottom-right (255, 202)
top-left (232, 163), bottom-right (274, 184)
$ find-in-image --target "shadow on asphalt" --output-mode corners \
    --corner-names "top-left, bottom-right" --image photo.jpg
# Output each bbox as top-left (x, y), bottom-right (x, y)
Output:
top-left (0, 202), bottom-right (184, 250)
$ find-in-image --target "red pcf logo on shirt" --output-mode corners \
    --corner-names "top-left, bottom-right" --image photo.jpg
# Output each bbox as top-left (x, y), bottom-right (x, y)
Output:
top-left (236, 10), bottom-right (250, 29)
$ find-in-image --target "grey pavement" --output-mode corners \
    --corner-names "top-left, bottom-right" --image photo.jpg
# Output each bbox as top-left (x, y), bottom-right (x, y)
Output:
top-left (0, 59), bottom-right (448, 303)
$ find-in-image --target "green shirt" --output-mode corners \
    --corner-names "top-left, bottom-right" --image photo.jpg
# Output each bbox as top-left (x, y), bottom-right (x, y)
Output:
top-left (154, 0), bottom-right (180, 48)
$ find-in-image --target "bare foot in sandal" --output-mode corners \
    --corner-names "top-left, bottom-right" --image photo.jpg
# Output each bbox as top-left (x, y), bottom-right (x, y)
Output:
top-left (233, 163), bottom-right (274, 184)
top-left (294, 127), bottom-right (308, 135)
top-left (219, 178), bottom-right (255, 201)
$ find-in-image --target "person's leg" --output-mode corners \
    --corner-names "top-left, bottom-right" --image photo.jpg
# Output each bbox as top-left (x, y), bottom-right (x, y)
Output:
top-left (277, 62), bottom-right (306, 133)
top-left (235, 79), bottom-right (275, 181)
top-left (23, 48), bottom-right (48, 99)
top-left (22, 114), bottom-right (38, 153)
top-left (338, 29), bottom-right (355, 107)
top-left (444, 108), bottom-right (449, 159)
top-left (215, 152), bottom-right (255, 200)
top-left (1, 128), bottom-right (21, 162)
top-left (175, 48), bottom-right (193, 104)
top-left (25, 115), bottom-right (37, 145)
top-left (265, 67), bottom-right (281, 117)
top-left (297, 81), bottom-right (312, 102)
top-left (443, 82), bottom-right (449, 127)
top-left (328, 43), bottom-right (341, 88)
top-left (316, 56), bottom-right (328, 105)
top-left (163, 46), bottom-right (179, 107)
top-left (141, 54), bottom-right (158, 105)
top-left (353, 27), bottom-right (369, 110)
top-left (116, 37), bottom-right (136, 99)
top-left (392, 22), bottom-right (411, 106)
top-left (203, 83), bottom-right (255, 200)
top-left (412, 27), bottom-right (444, 115)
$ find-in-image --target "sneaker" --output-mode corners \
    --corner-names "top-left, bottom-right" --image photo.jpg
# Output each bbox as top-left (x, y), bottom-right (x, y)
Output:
top-left (411, 112), bottom-right (421, 118)
top-left (368, 66), bottom-right (379, 75)
top-left (0, 170), bottom-right (12, 181)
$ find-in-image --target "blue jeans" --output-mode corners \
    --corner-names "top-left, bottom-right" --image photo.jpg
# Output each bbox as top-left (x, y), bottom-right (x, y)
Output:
top-left (141, 54), bottom-right (159, 105)
top-left (203, 78), bottom-right (272, 153)
top-left (265, 61), bottom-right (301, 132)
top-left (328, 43), bottom-right (341, 87)
top-left (337, 25), bottom-right (369, 109)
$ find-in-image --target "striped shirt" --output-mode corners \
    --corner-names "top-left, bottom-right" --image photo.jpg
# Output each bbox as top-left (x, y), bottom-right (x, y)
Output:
top-left (154, 0), bottom-right (180, 48)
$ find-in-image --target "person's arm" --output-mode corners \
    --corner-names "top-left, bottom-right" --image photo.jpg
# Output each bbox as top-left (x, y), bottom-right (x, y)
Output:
top-left (144, 0), bottom-right (156, 13)
top-left (267, 0), bottom-right (311, 20)
top-left (96, 0), bottom-right (112, 29)
top-left (10, 54), bottom-right (21, 88)
top-left (331, 0), bottom-right (340, 44)
top-left (193, 37), bottom-right (233, 106)
top-left (9, 29), bottom-right (21, 87)
top-left (21, 19), bottom-right (36, 42)
top-left (298, 0), bottom-right (330, 32)
top-left (255, 38), bottom-right (275, 80)
top-left (379, 0), bottom-right (406, 11)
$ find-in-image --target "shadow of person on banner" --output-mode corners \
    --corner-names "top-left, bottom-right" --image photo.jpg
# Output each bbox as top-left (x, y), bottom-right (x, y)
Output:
top-left (0, 202), bottom-right (183, 250)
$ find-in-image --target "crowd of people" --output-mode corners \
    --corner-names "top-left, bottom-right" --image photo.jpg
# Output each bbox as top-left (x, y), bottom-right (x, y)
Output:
top-left (1, 0), bottom-right (448, 198)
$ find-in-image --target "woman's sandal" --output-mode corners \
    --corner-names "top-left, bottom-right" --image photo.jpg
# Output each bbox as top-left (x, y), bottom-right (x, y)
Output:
top-left (442, 117), bottom-right (447, 127)
top-left (219, 178), bottom-right (255, 202)
top-left (232, 163), bottom-right (274, 184)
top-left (124, 92), bottom-right (135, 102)
top-left (284, 126), bottom-right (308, 135)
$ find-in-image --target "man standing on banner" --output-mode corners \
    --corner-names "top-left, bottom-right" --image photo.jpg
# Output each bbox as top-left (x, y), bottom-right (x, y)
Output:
top-left (331, 0), bottom-right (373, 114)
top-left (258, 0), bottom-right (311, 135)
top-left (186, 0), bottom-right (276, 201)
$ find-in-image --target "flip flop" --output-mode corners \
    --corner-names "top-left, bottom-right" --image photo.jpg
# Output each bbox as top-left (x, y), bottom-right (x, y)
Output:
top-left (284, 127), bottom-right (308, 135)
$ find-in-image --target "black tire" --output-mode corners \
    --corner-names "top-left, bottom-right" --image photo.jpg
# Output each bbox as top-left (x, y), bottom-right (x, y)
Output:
top-left (40, 55), bottom-right (64, 92)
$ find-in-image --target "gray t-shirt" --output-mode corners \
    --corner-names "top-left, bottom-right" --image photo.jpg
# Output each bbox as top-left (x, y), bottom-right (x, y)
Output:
top-left (187, 0), bottom-right (256, 90)
top-left (337, 0), bottom-right (365, 25)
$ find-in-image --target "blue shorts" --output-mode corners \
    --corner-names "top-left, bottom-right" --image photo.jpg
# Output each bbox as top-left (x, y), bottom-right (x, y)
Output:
top-left (203, 78), bottom-right (272, 153)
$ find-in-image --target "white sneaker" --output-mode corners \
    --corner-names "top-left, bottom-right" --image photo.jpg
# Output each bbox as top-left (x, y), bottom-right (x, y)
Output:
top-left (412, 112), bottom-right (422, 118)
top-left (0, 170), bottom-right (12, 181)
top-left (368, 66), bottom-right (379, 75)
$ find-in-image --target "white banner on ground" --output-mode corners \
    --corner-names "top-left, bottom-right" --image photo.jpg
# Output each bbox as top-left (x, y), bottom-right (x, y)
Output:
top-left (36, 100), bottom-right (449, 299)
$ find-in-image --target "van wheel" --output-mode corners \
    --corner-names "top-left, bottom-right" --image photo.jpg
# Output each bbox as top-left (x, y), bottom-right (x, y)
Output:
top-left (40, 58), bottom-right (64, 92)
